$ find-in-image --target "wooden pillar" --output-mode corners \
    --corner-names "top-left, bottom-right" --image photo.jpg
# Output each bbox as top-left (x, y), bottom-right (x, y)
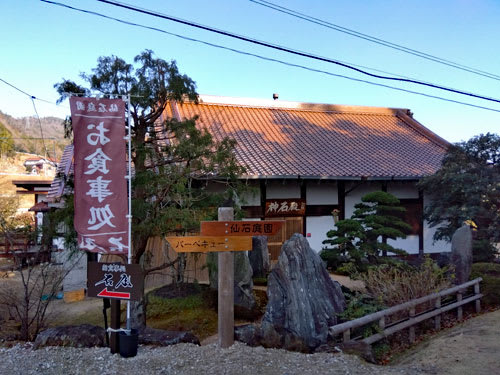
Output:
top-left (218, 207), bottom-right (234, 348)
top-left (457, 292), bottom-right (463, 320)
top-left (110, 299), bottom-right (121, 354)
top-left (338, 181), bottom-right (345, 220)
top-left (435, 297), bottom-right (441, 330)
top-left (474, 282), bottom-right (481, 313)
top-left (409, 307), bottom-right (415, 344)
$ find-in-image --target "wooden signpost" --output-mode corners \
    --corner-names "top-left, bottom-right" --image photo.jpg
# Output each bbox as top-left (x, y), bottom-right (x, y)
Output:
top-left (165, 236), bottom-right (252, 253)
top-left (165, 216), bottom-right (283, 348)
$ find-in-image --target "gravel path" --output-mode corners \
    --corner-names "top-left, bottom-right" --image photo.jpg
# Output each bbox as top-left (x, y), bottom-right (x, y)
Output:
top-left (0, 342), bottom-right (428, 375)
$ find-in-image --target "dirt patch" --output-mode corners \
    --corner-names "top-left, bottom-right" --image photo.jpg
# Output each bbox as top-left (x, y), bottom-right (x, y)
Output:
top-left (394, 308), bottom-right (500, 374)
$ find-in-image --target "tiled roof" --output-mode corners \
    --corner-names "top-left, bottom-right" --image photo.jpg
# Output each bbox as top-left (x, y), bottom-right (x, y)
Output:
top-left (47, 145), bottom-right (74, 202)
top-left (165, 96), bottom-right (449, 180)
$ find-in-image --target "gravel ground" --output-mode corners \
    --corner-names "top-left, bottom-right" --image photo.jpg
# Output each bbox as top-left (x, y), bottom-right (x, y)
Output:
top-left (0, 342), bottom-right (430, 375)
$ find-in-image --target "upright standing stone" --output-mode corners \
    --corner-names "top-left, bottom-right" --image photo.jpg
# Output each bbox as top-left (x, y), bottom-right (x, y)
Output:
top-left (451, 224), bottom-right (473, 285)
top-left (249, 236), bottom-right (270, 278)
top-left (207, 251), bottom-right (256, 311)
top-left (260, 234), bottom-right (346, 352)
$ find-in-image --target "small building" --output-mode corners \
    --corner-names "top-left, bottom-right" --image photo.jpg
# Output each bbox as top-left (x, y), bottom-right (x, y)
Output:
top-left (23, 156), bottom-right (56, 176)
top-left (164, 95), bottom-right (451, 259)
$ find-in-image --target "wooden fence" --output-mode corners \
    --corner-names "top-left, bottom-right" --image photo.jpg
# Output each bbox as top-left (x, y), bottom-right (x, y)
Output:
top-left (329, 278), bottom-right (483, 345)
top-left (102, 236), bottom-right (209, 290)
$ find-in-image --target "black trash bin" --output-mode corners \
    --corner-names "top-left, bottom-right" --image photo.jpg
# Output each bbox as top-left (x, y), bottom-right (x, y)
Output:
top-left (119, 329), bottom-right (138, 358)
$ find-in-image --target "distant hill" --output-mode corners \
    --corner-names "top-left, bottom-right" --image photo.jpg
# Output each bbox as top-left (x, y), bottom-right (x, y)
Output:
top-left (0, 111), bottom-right (69, 160)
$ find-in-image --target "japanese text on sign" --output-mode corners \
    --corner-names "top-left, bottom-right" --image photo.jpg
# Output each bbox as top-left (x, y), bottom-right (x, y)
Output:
top-left (70, 97), bottom-right (129, 254)
top-left (265, 199), bottom-right (306, 217)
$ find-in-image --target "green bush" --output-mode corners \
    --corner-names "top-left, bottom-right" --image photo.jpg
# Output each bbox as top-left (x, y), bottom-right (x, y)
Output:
top-left (471, 262), bottom-right (500, 306)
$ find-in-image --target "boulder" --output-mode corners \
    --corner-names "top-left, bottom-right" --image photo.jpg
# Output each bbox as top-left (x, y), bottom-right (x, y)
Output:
top-left (207, 252), bottom-right (256, 312)
top-left (34, 324), bottom-right (106, 349)
top-left (234, 324), bottom-right (261, 347)
top-left (451, 224), bottom-right (473, 284)
top-left (260, 234), bottom-right (346, 352)
top-left (138, 327), bottom-right (200, 346)
top-left (249, 236), bottom-right (270, 278)
top-left (315, 340), bottom-right (375, 363)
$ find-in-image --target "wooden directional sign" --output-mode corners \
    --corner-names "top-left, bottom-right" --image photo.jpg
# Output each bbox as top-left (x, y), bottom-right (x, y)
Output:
top-left (166, 236), bottom-right (252, 253)
top-left (87, 262), bottom-right (143, 301)
top-left (200, 220), bottom-right (284, 237)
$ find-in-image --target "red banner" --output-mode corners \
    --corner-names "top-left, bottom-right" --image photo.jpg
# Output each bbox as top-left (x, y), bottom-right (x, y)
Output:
top-left (70, 97), bottom-right (128, 254)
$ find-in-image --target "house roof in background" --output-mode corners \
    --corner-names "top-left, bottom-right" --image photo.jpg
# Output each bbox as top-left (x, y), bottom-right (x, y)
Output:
top-left (47, 144), bottom-right (73, 202)
top-left (165, 95), bottom-right (449, 180)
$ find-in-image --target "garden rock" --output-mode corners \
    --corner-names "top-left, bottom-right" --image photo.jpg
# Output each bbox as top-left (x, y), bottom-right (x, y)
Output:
top-left (138, 326), bottom-right (200, 346)
top-left (249, 236), bottom-right (270, 278)
top-left (234, 324), bottom-right (261, 347)
top-left (451, 224), bottom-right (473, 284)
top-left (316, 341), bottom-right (375, 363)
top-left (34, 324), bottom-right (106, 349)
top-left (260, 234), bottom-right (346, 352)
top-left (207, 252), bottom-right (256, 312)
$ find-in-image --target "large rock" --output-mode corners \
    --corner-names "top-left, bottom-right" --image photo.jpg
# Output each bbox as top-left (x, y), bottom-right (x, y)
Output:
top-left (260, 234), bottom-right (346, 352)
top-left (34, 324), bottom-right (106, 349)
top-left (207, 252), bottom-right (256, 311)
top-left (451, 224), bottom-right (473, 284)
top-left (138, 327), bottom-right (200, 346)
top-left (249, 236), bottom-right (270, 278)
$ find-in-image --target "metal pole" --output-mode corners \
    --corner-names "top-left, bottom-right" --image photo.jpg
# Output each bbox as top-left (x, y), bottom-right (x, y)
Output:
top-left (125, 94), bottom-right (133, 331)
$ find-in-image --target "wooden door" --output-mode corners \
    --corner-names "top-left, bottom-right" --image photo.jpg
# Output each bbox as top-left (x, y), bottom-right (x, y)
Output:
top-left (266, 217), bottom-right (303, 261)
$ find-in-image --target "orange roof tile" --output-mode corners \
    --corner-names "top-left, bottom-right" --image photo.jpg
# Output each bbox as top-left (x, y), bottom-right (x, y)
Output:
top-left (165, 96), bottom-right (449, 180)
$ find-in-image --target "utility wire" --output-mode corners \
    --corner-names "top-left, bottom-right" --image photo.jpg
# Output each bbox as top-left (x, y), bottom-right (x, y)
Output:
top-left (31, 97), bottom-right (49, 158)
top-left (92, 0), bottom-right (500, 105)
top-left (249, 0), bottom-right (500, 82)
top-left (0, 77), bottom-right (67, 107)
top-left (39, 0), bottom-right (500, 114)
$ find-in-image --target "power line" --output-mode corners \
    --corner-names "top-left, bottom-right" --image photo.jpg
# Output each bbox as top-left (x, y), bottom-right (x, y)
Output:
top-left (249, 0), bottom-right (500, 82)
top-left (39, 0), bottom-right (500, 114)
top-left (91, 0), bottom-right (500, 106)
top-left (0, 77), bottom-right (67, 107)
top-left (31, 97), bottom-right (49, 158)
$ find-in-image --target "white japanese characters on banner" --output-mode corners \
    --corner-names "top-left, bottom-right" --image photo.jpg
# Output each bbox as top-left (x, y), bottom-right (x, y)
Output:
top-left (70, 97), bottom-right (129, 254)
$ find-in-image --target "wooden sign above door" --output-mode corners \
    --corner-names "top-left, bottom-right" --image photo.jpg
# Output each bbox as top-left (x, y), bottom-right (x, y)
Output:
top-left (265, 199), bottom-right (306, 217)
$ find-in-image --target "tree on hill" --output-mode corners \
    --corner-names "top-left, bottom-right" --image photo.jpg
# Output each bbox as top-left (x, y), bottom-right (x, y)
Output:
top-left (418, 133), bottom-right (500, 262)
top-left (0, 121), bottom-right (14, 158)
top-left (321, 191), bottom-right (411, 273)
top-left (54, 50), bottom-right (245, 327)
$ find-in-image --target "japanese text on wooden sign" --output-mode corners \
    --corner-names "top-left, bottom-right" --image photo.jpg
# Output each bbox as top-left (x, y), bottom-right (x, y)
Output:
top-left (165, 236), bottom-right (252, 253)
top-left (200, 220), bottom-right (283, 236)
top-left (70, 97), bottom-right (128, 254)
top-left (265, 199), bottom-right (306, 217)
top-left (87, 262), bottom-right (143, 301)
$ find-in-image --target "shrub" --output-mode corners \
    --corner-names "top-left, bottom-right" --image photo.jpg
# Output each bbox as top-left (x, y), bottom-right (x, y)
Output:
top-left (470, 262), bottom-right (500, 306)
top-left (361, 257), bottom-right (453, 310)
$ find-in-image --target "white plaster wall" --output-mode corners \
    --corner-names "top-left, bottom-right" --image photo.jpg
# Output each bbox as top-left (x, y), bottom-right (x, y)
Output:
top-left (388, 236), bottom-right (420, 255)
top-left (344, 183), bottom-right (382, 218)
top-left (306, 182), bottom-right (338, 205)
top-left (423, 194), bottom-right (451, 253)
top-left (239, 188), bottom-right (260, 206)
top-left (266, 181), bottom-right (300, 199)
top-left (305, 216), bottom-right (335, 253)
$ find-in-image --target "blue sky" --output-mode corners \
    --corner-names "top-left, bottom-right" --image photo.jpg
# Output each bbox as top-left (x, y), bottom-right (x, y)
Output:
top-left (1, 0), bottom-right (499, 143)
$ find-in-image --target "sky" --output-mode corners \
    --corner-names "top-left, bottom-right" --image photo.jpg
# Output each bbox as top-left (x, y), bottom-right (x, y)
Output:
top-left (1, 0), bottom-right (499, 143)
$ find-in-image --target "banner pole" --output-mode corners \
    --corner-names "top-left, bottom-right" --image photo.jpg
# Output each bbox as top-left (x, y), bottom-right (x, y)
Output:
top-left (125, 94), bottom-right (133, 331)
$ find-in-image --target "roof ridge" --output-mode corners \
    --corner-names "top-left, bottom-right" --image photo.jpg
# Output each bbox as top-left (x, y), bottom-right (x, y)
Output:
top-left (197, 94), bottom-right (405, 115)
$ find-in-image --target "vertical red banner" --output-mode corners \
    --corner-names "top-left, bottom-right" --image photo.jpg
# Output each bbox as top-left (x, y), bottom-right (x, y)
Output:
top-left (70, 97), bottom-right (128, 254)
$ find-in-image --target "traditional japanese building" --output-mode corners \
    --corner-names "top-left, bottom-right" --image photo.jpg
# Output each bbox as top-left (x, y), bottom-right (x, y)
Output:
top-left (163, 95), bottom-right (451, 259)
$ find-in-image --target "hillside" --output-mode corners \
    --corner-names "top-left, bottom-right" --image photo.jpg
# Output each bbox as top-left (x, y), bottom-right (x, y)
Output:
top-left (0, 110), bottom-right (69, 159)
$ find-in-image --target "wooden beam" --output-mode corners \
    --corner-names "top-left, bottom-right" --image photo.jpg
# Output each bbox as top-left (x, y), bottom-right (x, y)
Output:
top-left (218, 207), bottom-right (234, 348)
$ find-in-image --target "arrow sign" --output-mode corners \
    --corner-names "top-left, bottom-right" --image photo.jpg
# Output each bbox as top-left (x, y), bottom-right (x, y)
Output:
top-left (166, 236), bottom-right (252, 253)
top-left (200, 220), bottom-right (284, 236)
top-left (97, 288), bottom-right (131, 300)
